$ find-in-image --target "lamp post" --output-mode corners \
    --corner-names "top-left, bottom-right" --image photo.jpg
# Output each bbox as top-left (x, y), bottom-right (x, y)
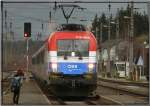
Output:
top-left (122, 1), bottom-right (134, 79)
top-left (125, 1), bottom-right (140, 80)
top-left (124, 16), bottom-right (130, 66)
top-left (110, 20), bottom-right (120, 76)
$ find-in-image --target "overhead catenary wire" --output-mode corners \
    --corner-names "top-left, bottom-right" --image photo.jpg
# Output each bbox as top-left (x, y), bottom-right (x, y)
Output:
top-left (7, 11), bottom-right (50, 23)
top-left (2, 1), bottom-right (148, 4)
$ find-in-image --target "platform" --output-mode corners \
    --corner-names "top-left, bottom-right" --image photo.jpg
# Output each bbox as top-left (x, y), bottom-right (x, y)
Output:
top-left (2, 78), bottom-right (50, 105)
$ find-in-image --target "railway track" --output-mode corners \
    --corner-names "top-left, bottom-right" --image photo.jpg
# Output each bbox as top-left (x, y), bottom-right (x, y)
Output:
top-left (98, 80), bottom-right (149, 97)
top-left (36, 76), bottom-right (148, 105)
top-left (40, 85), bottom-right (123, 105)
top-left (37, 81), bottom-right (121, 105)
top-left (46, 95), bottom-right (121, 105)
top-left (98, 77), bottom-right (149, 87)
top-left (97, 81), bottom-right (149, 105)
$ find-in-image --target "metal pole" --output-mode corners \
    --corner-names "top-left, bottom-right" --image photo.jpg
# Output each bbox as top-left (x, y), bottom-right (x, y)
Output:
top-left (114, 8), bottom-right (119, 77)
top-left (143, 44), bottom-right (145, 79)
top-left (100, 22), bottom-right (103, 43)
top-left (107, 2), bottom-right (111, 77)
top-left (148, 1), bottom-right (150, 81)
top-left (100, 22), bottom-right (103, 74)
top-left (26, 38), bottom-right (29, 81)
top-left (4, 10), bottom-right (8, 67)
top-left (9, 22), bottom-right (12, 63)
top-left (116, 8), bottom-right (119, 41)
top-left (116, 8), bottom-right (119, 61)
top-left (129, 1), bottom-right (134, 79)
top-left (96, 27), bottom-right (98, 40)
top-left (127, 21), bottom-right (130, 62)
top-left (1, 1), bottom-right (4, 72)
top-left (0, 1), bottom-right (5, 98)
top-left (49, 11), bottom-right (51, 23)
top-left (5, 10), bottom-right (7, 40)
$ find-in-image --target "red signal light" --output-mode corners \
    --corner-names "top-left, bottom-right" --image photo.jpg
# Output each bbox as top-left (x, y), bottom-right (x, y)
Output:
top-left (24, 22), bottom-right (31, 37)
top-left (24, 33), bottom-right (28, 37)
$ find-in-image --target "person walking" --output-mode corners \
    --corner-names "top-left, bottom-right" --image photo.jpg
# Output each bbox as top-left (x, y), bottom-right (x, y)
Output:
top-left (11, 69), bottom-right (23, 104)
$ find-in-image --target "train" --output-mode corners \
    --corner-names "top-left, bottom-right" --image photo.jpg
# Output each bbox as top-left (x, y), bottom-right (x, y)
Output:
top-left (32, 24), bottom-right (98, 97)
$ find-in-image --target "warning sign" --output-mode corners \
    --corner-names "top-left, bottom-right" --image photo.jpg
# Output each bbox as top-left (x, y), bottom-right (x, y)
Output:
top-left (137, 56), bottom-right (143, 66)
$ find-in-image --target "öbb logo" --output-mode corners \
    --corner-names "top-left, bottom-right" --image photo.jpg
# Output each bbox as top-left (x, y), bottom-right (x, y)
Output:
top-left (67, 65), bottom-right (78, 69)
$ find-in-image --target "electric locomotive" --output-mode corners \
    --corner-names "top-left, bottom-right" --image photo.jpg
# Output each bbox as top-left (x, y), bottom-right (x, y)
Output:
top-left (32, 24), bottom-right (98, 97)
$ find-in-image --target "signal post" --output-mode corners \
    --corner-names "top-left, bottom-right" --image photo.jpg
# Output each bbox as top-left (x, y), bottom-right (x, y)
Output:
top-left (24, 22), bottom-right (31, 81)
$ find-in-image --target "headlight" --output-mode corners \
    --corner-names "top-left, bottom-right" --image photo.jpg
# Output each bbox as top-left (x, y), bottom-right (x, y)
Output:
top-left (88, 63), bottom-right (94, 73)
top-left (52, 63), bottom-right (57, 69)
top-left (88, 63), bottom-right (94, 69)
top-left (51, 63), bottom-right (57, 72)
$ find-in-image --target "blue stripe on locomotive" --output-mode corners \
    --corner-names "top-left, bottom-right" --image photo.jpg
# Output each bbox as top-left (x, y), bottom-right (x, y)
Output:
top-left (58, 63), bottom-right (88, 74)
top-left (48, 62), bottom-right (96, 74)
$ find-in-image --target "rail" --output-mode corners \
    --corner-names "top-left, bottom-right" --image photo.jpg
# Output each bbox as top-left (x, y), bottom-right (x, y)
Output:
top-left (98, 80), bottom-right (149, 97)
top-left (98, 77), bottom-right (149, 87)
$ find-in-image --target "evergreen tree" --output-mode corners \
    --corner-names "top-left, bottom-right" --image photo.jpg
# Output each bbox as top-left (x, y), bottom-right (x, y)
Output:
top-left (92, 14), bottom-right (98, 36)
top-left (100, 13), bottom-right (108, 42)
top-left (91, 5), bottom-right (148, 42)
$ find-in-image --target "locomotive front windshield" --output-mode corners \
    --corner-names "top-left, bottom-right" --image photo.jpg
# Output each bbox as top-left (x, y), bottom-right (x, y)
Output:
top-left (57, 40), bottom-right (89, 57)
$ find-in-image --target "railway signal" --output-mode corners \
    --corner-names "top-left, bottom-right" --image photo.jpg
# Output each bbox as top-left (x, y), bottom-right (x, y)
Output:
top-left (24, 22), bottom-right (31, 37)
top-left (24, 22), bottom-right (31, 81)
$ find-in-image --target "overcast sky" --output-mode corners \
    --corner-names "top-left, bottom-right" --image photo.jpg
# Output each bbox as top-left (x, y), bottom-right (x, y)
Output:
top-left (2, 0), bottom-right (149, 40)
